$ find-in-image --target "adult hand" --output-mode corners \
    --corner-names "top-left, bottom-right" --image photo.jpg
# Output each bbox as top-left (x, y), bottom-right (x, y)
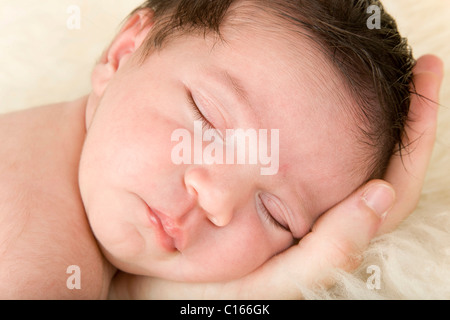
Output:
top-left (109, 54), bottom-right (444, 299)
top-left (379, 54), bottom-right (444, 235)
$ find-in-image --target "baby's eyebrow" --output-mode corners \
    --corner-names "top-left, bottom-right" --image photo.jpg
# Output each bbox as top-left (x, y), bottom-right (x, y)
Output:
top-left (221, 70), bottom-right (251, 108)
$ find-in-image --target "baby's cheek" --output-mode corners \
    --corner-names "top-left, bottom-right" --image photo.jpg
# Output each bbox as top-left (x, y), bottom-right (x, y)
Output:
top-left (184, 225), bottom-right (283, 282)
top-left (92, 214), bottom-right (145, 261)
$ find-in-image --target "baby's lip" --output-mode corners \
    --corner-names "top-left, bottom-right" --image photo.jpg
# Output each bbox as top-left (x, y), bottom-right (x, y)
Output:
top-left (146, 204), bottom-right (185, 252)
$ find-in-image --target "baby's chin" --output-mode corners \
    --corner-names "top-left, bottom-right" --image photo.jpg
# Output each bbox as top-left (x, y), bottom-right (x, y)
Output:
top-left (104, 245), bottom-right (259, 283)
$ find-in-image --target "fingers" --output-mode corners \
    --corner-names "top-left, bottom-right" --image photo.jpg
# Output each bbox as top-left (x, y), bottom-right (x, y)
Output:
top-left (405, 54), bottom-right (443, 148)
top-left (380, 54), bottom-right (444, 234)
top-left (243, 180), bottom-right (395, 299)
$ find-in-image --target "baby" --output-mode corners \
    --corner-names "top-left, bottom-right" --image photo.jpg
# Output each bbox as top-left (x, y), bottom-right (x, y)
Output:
top-left (0, 0), bottom-right (420, 299)
top-left (83, 0), bottom-right (414, 283)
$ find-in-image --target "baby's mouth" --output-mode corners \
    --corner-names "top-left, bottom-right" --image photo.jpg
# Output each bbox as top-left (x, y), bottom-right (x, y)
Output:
top-left (145, 203), bottom-right (184, 252)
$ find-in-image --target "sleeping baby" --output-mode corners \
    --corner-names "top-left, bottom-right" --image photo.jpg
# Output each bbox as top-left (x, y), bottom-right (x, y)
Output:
top-left (0, 0), bottom-right (442, 299)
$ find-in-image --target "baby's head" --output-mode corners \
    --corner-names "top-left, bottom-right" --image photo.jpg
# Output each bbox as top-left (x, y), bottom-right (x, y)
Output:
top-left (79, 0), bottom-right (414, 282)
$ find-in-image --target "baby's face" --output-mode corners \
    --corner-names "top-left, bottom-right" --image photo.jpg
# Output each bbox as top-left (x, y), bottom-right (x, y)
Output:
top-left (79, 19), bottom-right (367, 282)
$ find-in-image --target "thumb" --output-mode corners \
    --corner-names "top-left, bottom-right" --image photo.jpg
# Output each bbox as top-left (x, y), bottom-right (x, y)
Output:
top-left (246, 180), bottom-right (395, 299)
top-left (306, 180), bottom-right (396, 269)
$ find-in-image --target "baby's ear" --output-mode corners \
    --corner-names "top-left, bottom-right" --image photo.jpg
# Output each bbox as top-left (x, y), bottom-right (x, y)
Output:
top-left (91, 9), bottom-right (154, 97)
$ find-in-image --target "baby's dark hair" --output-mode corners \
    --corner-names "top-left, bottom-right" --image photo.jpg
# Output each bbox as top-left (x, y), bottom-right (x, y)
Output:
top-left (129, 0), bottom-right (415, 181)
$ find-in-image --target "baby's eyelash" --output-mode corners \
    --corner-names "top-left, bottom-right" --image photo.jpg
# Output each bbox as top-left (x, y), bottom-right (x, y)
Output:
top-left (257, 196), bottom-right (288, 231)
top-left (187, 92), bottom-right (215, 131)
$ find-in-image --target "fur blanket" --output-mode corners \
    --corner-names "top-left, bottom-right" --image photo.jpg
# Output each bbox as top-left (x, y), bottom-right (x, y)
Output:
top-left (0, 0), bottom-right (449, 299)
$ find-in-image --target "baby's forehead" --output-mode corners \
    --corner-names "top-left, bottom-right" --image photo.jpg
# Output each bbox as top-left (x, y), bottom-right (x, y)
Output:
top-left (213, 22), bottom-right (356, 128)
top-left (218, 6), bottom-right (353, 103)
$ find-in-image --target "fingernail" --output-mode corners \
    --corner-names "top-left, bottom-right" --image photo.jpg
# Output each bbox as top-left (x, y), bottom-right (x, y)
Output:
top-left (414, 55), bottom-right (444, 74)
top-left (362, 184), bottom-right (395, 219)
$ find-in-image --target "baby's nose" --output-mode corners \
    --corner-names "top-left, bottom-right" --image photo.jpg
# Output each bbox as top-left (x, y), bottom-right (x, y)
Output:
top-left (184, 167), bottom-right (242, 227)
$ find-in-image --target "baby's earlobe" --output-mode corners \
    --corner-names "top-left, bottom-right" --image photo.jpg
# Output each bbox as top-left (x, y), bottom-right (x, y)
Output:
top-left (91, 62), bottom-right (116, 98)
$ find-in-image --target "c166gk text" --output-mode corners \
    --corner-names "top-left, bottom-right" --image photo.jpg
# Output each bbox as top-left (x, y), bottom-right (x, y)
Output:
top-left (180, 304), bottom-right (270, 317)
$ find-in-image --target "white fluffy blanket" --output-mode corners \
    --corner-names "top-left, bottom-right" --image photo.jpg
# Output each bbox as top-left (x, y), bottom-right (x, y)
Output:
top-left (1, 0), bottom-right (449, 299)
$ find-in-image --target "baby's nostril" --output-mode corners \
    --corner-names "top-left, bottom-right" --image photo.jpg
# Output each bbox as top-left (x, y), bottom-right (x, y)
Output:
top-left (186, 184), bottom-right (198, 196)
